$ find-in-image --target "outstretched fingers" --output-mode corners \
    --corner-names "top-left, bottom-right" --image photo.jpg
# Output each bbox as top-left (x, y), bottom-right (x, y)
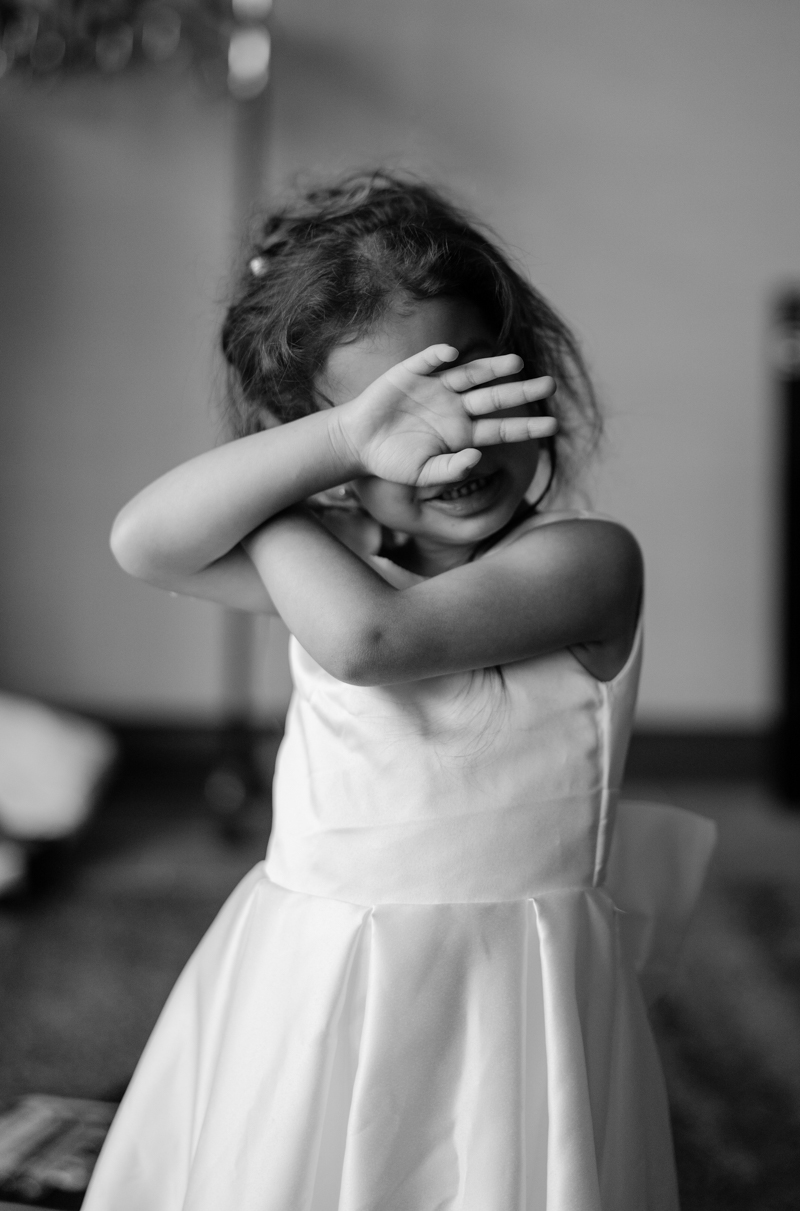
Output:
top-left (462, 375), bottom-right (556, 417)
top-left (437, 355), bottom-right (524, 392)
top-left (472, 415), bottom-right (558, 446)
top-left (400, 344), bottom-right (460, 376)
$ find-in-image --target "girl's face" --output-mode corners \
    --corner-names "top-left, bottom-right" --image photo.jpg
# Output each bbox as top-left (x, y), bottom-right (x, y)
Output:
top-left (316, 296), bottom-right (543, 573)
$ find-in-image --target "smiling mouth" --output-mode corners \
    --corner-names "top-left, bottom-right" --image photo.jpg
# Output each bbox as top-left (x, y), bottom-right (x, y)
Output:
top-left (427, 469), bottom-right (504, 507)
top-left (434, 474), bottom-right (495, 501)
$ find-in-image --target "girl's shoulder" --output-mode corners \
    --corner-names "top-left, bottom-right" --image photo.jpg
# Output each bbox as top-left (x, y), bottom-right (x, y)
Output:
top-left (486, 507), bottom-right (636, 560)
top-left (487, 508), bottom-right (643, 683)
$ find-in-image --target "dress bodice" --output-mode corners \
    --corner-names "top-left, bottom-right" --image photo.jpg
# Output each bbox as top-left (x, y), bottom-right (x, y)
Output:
top-left (266, 513), bottom-right (642, 905)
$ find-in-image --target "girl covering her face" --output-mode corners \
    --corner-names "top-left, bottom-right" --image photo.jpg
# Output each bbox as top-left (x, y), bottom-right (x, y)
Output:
top-left (85, 170), bottom-right (715, 1211)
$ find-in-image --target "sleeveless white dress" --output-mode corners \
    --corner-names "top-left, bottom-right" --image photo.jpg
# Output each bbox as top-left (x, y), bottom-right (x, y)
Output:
top-left (84, 513), bottom-right (716, 1211)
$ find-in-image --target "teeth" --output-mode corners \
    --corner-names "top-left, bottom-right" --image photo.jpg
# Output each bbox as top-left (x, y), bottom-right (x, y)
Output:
top-left (436, 474), bottom-right (491, 502)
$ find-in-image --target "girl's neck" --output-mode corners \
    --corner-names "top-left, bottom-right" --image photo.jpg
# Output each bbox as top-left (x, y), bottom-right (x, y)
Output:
top-left (381, 501), bottom-right (538, 577)
top-left (383, 533), bottom-right (477, 578)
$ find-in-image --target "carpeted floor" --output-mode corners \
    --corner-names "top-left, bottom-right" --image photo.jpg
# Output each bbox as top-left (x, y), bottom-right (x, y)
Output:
top-left (0, 749), bottom-right (274, 1106)
top-left (1, 755), bottom-right (799, 1207)
top-left (628, 781), bottom-right (800, 1210)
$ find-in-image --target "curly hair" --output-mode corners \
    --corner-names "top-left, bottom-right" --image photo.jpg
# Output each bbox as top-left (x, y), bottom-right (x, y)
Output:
top-left (221, 169), bottom-right (601, 491)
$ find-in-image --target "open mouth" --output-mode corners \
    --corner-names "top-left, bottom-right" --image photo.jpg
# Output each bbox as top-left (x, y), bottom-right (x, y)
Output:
top-left (434, 473), bottom-right (496, 501)
top-left (426, 469), bottom-right (505, 512)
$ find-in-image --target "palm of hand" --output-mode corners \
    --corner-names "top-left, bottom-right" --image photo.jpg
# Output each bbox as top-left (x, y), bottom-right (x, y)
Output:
top-left (340, 345), bottom-right (556, 487)
top-left (355, 367), bottom-right (475, 485)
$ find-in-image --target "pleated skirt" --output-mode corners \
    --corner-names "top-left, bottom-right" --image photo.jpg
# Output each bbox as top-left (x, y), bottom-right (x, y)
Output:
top-left (83, 859), bottom-right (682, 1211)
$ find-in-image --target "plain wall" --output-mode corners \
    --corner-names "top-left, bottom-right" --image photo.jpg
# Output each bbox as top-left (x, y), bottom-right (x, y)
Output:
top-left (1, 0), bottom-right (798, 726)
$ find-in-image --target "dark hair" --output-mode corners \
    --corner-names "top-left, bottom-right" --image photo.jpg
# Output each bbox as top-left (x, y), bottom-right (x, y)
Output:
top-left (221, 169), bottom-right (601, 492)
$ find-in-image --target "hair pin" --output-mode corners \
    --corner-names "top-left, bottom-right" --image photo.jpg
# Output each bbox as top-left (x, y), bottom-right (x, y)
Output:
top-left (249, 256), bottom-right (268, 277)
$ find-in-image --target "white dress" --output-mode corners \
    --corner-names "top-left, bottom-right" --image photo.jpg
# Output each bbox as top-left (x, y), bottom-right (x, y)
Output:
top-left (84, 513), bottom-right (716, 1211)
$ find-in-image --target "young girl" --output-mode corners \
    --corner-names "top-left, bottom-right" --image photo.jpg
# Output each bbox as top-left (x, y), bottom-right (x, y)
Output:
top-left (84, 172), bottom-right (715, 1211)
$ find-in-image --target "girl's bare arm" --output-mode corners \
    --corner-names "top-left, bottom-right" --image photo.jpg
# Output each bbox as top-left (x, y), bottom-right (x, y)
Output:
top-left (109, 346), bottom-right (554, 608)
top-left (109, 410), bottom-right (361, 608)
top-left (246, 509), bottom-right (642, 684)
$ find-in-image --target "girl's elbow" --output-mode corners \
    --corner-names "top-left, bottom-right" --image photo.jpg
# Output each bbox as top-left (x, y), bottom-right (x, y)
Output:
top-left (109, 509), bottom-right (159, 581)
top-left (331, 663), bottom-right (375, 687)
top-left (321, 626), bottom-right (394, 687)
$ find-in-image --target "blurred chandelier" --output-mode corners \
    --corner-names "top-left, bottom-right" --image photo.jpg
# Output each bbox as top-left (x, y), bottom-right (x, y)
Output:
top-left (0, 0), bottom-right (272, 97)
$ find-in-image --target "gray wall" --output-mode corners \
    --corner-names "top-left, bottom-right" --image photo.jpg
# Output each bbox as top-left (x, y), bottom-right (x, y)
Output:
top-left (1, 0), bottom-right (799, 726)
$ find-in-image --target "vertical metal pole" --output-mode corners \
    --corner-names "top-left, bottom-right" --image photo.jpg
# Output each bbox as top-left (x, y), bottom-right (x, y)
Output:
top-left (222, 77), bottom-right (272, 728)
top-left (775, 290), bottom-right (800, 802)
top-left (205, 30), bottom-right (273, 834)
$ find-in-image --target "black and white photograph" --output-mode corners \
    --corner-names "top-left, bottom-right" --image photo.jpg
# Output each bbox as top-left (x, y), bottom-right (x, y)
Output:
top-left (0, 2), bottom-right (799, 1208)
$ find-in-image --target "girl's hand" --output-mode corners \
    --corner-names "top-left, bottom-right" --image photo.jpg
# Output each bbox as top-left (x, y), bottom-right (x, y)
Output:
top-left (333, 345), bottom-right (558, 487)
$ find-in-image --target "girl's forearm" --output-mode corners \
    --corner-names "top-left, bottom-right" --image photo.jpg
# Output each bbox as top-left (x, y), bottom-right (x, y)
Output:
top-left (110, 408), bottom-right (360, 581)
top-left (247, 511), bottom-right (644, 687)
top-left (245, 510), bottom-right (401, 683)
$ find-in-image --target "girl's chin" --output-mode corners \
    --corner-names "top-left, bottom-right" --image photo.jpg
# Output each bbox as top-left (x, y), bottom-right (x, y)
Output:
top-left (422, 468), bottom-right (509, 519)
top-left (368, 472), bottom-right (527, 549)
top-left (422, 505), bottom-right (521, 553)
